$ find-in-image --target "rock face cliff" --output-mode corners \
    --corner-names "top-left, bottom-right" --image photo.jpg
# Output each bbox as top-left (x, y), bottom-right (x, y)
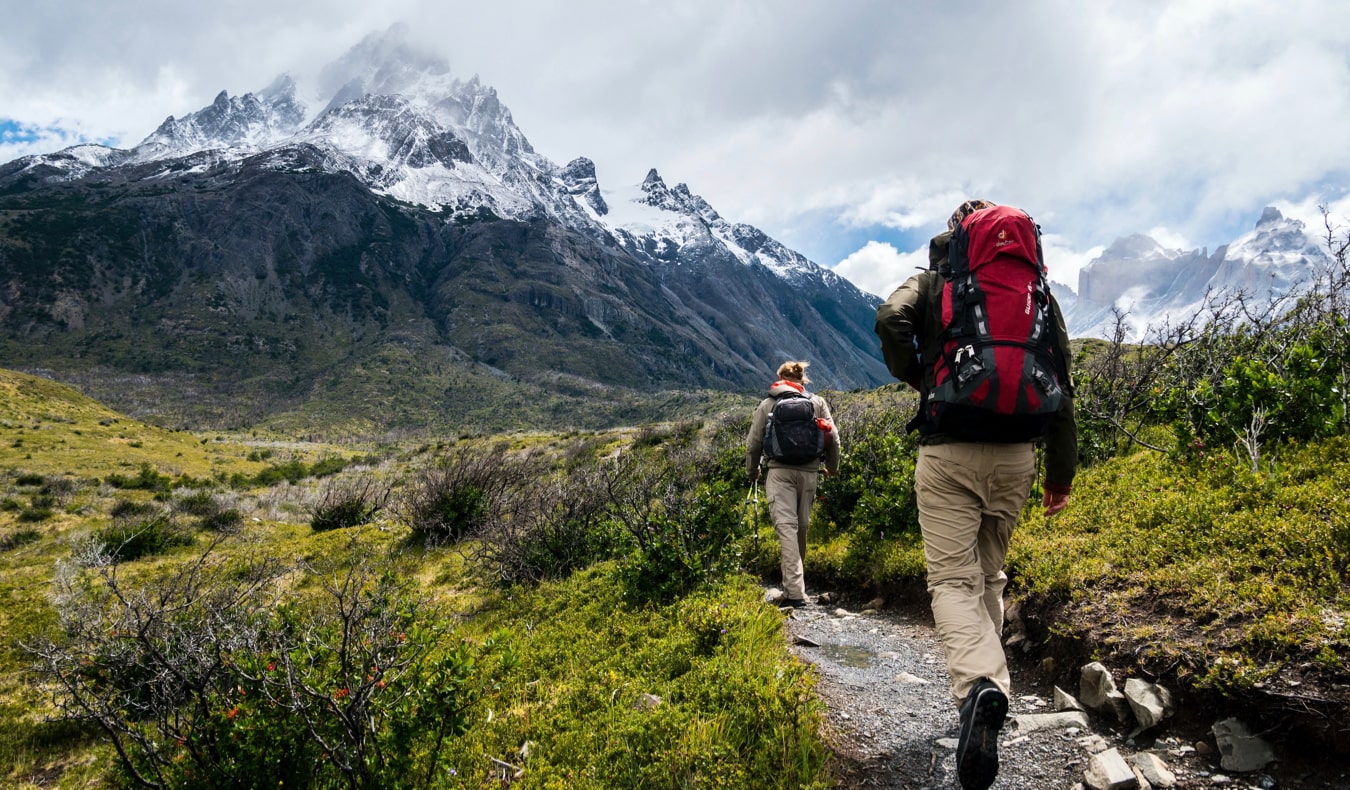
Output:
top-left (1064, 208), bottom-right (1332, 339)
top-left (0, 28), bottom-right (887, 432)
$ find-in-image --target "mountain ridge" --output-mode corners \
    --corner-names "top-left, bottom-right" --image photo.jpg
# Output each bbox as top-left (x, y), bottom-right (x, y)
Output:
top-left (0, 28), bottom-right (888, 434)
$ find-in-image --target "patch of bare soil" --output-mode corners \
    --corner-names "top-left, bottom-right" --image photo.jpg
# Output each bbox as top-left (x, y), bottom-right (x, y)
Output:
top-left (780, 593), bottom-right (1350, 790)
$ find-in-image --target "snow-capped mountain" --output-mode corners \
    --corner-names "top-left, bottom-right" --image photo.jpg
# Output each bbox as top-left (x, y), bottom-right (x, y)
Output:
top-left (1064, 208), bottom-right (1333, 339)
top-left (132, 75), bottom-right (306, 162)
top-left (0, 26), bottom-right (889, 431)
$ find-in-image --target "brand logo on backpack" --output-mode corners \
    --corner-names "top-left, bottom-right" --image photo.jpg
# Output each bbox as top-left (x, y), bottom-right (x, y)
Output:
top-left (763, 392), bottom-right (826, 465)
top-left (925, 205), bottom-right (1066, 442)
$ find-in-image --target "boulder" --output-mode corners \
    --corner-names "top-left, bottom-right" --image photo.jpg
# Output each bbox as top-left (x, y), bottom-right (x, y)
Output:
top-left (1080, 662), bottom-right (1119, 711)
top-left (1013, 710), bottom-right (1090, 733)
top-left (1130, 753), bottom-right (1177, 788)
top-left (1212, 717), bottom-right (1277, 772)
top-left (1055, 685), bottom-right (1088, 712)
top-left (1124, 678), bottom-right (1176, 732)
top-left (1084, 748), bottom-right (1138, 790)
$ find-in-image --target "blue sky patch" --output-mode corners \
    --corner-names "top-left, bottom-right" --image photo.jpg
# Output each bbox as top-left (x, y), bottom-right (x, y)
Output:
top-left (0, 118), bottom-right (44, 143)
top-left (771, 210), bottom-right (929, 269)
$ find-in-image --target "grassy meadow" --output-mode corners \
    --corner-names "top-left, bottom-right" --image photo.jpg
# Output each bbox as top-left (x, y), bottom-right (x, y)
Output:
top-left (2, 335), bottom-right (1349, 787)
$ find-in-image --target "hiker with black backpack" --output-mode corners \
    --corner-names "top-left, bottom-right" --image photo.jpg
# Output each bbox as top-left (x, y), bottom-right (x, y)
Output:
top-left (875, 200), bottom-right (1077, 790)
top-left (745, 361), bottom-right (840, 609)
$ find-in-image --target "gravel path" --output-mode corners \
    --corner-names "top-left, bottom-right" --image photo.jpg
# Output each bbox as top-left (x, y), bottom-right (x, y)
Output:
top-left (782, 596), bottom-right (1086, 789)
top-left (775, 592), bottom-right (1346, 790)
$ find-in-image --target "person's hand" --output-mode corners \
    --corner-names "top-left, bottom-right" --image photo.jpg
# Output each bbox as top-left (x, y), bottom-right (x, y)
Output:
top-left (1042, 489), bottom-right (1070, 517)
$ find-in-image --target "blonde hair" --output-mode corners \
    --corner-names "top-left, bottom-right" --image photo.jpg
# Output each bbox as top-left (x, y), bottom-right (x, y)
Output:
top-left (776, 360), bottom-right (811, 384)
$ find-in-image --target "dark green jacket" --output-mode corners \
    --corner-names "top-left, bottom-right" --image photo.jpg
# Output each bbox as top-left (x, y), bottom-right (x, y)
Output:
top-left (873, 231), bottom-right (1078, 492)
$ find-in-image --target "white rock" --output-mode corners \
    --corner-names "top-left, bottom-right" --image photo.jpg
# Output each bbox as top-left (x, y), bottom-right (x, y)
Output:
top-left (1084, 747), bottom-right (1138, 790)
top-left (895, 672), bottom-right (931, 685)
top-left (1080, 662), bottom-right (1120, 711)
top-left (1013, 710), bottom-right (1090, 733)
top-left (1124, 678), bottom-right (1176, 731)
top-left (1056, 685), bottom-right (1088, 712)
top-left (1131, 752), bottom-right (1177, 788)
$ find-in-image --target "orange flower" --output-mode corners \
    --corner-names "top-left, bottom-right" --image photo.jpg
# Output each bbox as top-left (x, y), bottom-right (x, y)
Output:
top-left (227, 707), bottom-right (240, 719)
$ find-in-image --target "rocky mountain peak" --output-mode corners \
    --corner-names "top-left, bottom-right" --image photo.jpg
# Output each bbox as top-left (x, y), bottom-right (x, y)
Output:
top-left (1257, 206), bottom-right (1284, 228)
top-left (561, 157), bottom-right (607, 216)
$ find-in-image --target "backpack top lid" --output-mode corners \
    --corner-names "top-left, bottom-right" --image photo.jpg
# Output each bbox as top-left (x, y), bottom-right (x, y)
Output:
top-left (958, 205), bottom-right (1044, 275)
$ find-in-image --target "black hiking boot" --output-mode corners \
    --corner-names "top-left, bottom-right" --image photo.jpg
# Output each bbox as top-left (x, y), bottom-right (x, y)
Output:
top-left (956, 679), bottom-right (1007, 790)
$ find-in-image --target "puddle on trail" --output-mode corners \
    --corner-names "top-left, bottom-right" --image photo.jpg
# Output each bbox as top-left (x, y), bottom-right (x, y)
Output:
top-left (816, 644), bottom-right (876, 668)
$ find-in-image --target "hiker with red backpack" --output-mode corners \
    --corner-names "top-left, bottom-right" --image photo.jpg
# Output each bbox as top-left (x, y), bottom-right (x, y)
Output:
top-left (875, 200), bottom-right (1077, 790)
top-left (746, 361), bottom-right (840, 609)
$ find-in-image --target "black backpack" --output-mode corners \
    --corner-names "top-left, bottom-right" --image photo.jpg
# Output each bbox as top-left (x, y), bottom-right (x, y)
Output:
top-left (763, 392), bottom-right (825, 465)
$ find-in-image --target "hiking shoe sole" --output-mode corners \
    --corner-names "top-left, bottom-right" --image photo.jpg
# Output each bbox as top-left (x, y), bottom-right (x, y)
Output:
top-left (956, 680), bottom-right (1007, 790)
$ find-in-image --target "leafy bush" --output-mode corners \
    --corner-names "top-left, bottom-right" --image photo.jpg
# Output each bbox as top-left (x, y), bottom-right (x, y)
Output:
top-left (199, 508), bottom-right (243, 533)
top-left (813, 396), bottom-right (919, 541)
top-left (172, 489), bottom-right (220, 516)
top-left (25, 537), bottom-right (487, 788)
top-left (17, 503), bottom-right (54, 523)
top-left (0, 528), bottom-right (40, 551)
top-left (93, 510), bottom-right (194, 562)
top-left (110, 498), bottom-right (156, 520)
top-left (602, 445), bottom-right (747, 604)
top-left (397, 445), bottom-right (539, 546)
top-left (309, 475), bottom-right (390, 532)
top-left (14, 472), bottom-right (45, 487)
top-left (469, 463), bottom-right (623, 585)
top-left (104, 463), bottom-right (172, 492)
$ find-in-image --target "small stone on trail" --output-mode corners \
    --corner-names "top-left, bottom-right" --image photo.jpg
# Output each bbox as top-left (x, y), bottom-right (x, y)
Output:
top-left (1083, 747), bottom-right (1137, 790)
top-left (936, 737), bottom-right (959, 749)
top-left (1211, 717), bottom-right (1277, 773)
top-left (794, 635), bottom-right (821, 647)
top-left (1055, 685), bottom-right (1088, 712)
top-left (1130, 752), bottom-right (1177, 788)
top-left (895, 671), bottom-right (930, 684)
top-left (1014, 711), bottom-right (1090, 733)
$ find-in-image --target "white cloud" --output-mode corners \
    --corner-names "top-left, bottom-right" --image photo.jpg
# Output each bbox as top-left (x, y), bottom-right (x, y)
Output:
top-left (834, 241), bottom-right (929, 298)
top-left (1, 0), bottom-right (1347, 270)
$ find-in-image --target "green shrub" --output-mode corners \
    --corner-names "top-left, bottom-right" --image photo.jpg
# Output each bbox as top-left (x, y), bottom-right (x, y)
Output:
top-left (110, 498), bottom-right (156, 520)
top-left (469, 464), bottom-right (623, 585)
top-left (27, 538), bottom-right (486, 788)
top-left (14, 472), bottom-right (45, 487)
top-left (398, 445), bottom-right (538, 546)
top-left (172, 489), bottom-right (220, 517)
top-left (94, 511), bottom-right (194, 562)
top-left (199, 508), bottom-right (243, 533)
top-left (307, 455), bottom-right (349, 478)
top-left (309, 476), bottom-right (389, 532)
top-left (104, 463), bottom-right (172, 492)
top-left (18, 501), bottom-right (55, 522)
top-left (0, 528), bottom-right (40, 551)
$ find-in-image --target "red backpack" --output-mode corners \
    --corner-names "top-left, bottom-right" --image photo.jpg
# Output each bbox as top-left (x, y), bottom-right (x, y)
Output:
top-left (920, 205), bottom-right (1066, 441)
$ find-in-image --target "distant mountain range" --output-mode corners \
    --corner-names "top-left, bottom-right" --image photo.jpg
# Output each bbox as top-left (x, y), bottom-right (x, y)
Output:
top-left (0, 26), bottom-right (1332, 433)
top-left (1057, 207), bottom-right (1333, 339)
top-left (0, 27), bottom-right (886, 434)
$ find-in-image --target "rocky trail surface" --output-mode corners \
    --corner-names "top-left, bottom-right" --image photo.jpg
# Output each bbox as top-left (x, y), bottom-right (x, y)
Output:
top-left (773, 591), bottom-right (1349, 790)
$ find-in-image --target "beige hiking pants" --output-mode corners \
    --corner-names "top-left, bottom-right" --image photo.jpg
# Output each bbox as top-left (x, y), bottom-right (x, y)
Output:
top-left (765, 466), bottom-right (819, 600)
top-left (915, 442), bottom-right (1036, 705)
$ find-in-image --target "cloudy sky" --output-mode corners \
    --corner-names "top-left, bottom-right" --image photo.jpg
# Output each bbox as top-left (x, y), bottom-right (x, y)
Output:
top-left (3, 0), bottom-right (1348, 296)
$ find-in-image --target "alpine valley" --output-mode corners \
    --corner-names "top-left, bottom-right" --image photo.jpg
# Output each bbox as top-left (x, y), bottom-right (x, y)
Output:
top-left (0, 29), bottom-right (888, 435)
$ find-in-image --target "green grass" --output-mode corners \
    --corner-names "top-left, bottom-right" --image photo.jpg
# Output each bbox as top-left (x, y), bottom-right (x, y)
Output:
top-left (441, 569), bottom-right (829, 788)
top-left (1008, 437), bottom-right (1350, 688)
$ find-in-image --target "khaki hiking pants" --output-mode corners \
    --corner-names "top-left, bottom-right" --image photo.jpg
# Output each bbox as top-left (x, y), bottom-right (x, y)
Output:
top-left (765, 466), bottom-right (819, 600)
top-left (915, 442), bottom-right (1036, 705)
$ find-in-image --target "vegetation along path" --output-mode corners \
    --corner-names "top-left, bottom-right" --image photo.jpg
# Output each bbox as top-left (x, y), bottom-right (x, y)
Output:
top-left (776, 592), bottom-right (1349, 789)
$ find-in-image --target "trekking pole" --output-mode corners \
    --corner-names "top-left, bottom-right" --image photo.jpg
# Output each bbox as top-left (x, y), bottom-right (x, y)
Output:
top-left (751, 477), bottom-right (761, 558)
